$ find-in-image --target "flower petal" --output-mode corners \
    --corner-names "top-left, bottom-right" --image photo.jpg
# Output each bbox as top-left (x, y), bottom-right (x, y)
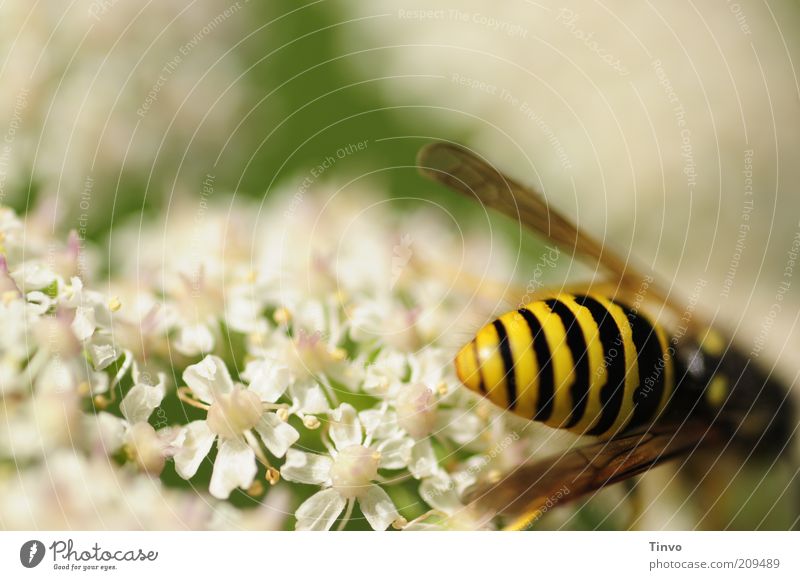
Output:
top-left (295, 488), bottom-right (346, 531)
top-left (255, 413), bottom-right (299, 458)
top-left (289, 382), bottom-right (330, 414)
top-left (88, 340), bottom-right (120, 370)
top-left (419, 470), bottom-right (462, 514)
top-left (358, 408), bottom-right (400, 441)
top-left (119, 383), bottom-right (165, 424)
top-left (329, 403), bottom-right (361, 449)
top-left (92, 412), bottom-right (126, 453)
top-left (377, 436), bottom-right (413, 470)
top-left (71, 306), bottom-right (97, 341)
top-left (209, 438), bottom-right (257, 499)
top-left (280, 449), bottom-right (332, 485)
top-left (408, 439), bottom-right (437, 479)
top-left (175, 323), bottom-right (215, 356)
top-left (182, 355), bottom-right (233, 404)
top-left (359, 484), bottom-right (398, 531)
top-left (173, 420), bottom-right (215, 479)
top-left (243, 359), bottom-right (291, 403)
top-left (437, 409), bottom-right (484, 445)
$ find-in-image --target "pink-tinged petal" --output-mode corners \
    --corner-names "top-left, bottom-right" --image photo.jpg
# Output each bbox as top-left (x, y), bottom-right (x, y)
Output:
top-left (359, 485), bottom-right (398, 531)
top-left (255, 413), bottom-right (299, 458)
top-left (182, 355), bottom-right (233, 404)
top-left (209, 438), bottom-right (257, 499)
top-left (173, 420), bottom-right (215, 479)
top-left (280, 449), bottom-right (332, 485)
top-left (295, 489), bottom-right (346, 531)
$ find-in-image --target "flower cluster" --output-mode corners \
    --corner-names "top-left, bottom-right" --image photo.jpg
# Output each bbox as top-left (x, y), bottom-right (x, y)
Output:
top-left (0, 187), bottom-right (531, 531)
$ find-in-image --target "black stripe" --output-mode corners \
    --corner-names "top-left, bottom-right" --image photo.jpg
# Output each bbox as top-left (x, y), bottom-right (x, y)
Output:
top-left (492, 319), bottom-right (517, 409)
top-left (472, 340), bottom-right (487, 395)
top-left (622, 306), bottom-right (667, 429)
top-left (545, 298), bottom-right (590, 428)
top-left (574, 295), bottom-right (626, 436)
top-left (518, 308), bottom-right (555, 421)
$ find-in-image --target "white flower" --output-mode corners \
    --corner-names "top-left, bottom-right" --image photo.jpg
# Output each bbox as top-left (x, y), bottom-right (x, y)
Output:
top-left (407, 469), bottom-right (494, 531)
top-left (173, 355), bottom-right (299, 499)
top-left (280, 403), bottom-right (402, 530)
top-left (93, 366), bottom-right (173, 475)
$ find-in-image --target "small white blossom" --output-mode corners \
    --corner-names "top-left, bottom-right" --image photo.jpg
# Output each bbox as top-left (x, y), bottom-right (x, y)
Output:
top-left (173, 355), bottom-right (299, 499)
top-left (281, 403), bottom-right (402, 530)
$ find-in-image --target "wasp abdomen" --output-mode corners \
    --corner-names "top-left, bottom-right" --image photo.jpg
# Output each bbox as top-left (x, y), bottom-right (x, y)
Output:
top-left (454, 293), bottom-right (675, 438)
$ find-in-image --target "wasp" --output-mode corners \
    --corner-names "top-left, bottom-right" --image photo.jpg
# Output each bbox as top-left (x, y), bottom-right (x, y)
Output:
top-left (417, 142), bottom-right (797, 530)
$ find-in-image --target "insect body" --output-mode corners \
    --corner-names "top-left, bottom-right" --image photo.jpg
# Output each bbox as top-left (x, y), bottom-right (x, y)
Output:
top-left (418, 142), bottom-right (796, 529)
top-left (455, 293), bottom-right (674, 439)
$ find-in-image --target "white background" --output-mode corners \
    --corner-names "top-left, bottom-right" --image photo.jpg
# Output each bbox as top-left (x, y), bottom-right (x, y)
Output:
top-left (1, 531), bottom-right (797, 579)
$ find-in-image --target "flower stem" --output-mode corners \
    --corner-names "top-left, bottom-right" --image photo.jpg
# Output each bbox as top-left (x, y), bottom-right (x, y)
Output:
top-left (336, 498), bottom-right (355, 531)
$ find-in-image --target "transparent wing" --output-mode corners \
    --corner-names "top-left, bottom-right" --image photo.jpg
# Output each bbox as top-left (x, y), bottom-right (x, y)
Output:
top-left (463, 421), bottom-right (718, 530)
top-left (417, 142), bottom-right (688, 319)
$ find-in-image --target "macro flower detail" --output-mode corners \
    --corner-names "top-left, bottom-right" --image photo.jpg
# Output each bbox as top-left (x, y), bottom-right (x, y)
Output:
top-left (94, 366), bottom-right (172, 475)
top-left (174, 355), bottom-right (300, 499)
top-left (281, 403), bottom-right (401, 530)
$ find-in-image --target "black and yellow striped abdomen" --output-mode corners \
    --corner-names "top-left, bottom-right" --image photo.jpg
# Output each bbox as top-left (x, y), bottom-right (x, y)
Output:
top-left (454, 293), bottom-right (675, 438)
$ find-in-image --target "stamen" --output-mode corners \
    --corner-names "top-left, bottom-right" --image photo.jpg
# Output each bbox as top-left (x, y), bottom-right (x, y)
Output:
top-left (247, 480), bottom-right (264, 496)
top-left (245, 430), bottom-right (273, 471)
top-left (302, 415), bottom-right (320, 429)
top-left (273, 307), bottom-right (291, 325)
top-left (177, 386), bottom-right (211, 411)
top-left (392, 516), bottom-right (408, 530)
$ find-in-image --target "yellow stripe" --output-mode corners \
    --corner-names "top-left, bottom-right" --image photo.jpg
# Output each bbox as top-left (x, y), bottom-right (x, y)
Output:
top-left (474, 323), bottom-right (509, 408)
top-left (498, 310), bottom-right (538, 418)
top-left (455, 340), bottom-right (482, 394)
top-left (558, 294), bottom-right (608, 434)
top-left (528, 301), bottom-right (575, 428)
top-left (588, 294), bottom-right (640, 436)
